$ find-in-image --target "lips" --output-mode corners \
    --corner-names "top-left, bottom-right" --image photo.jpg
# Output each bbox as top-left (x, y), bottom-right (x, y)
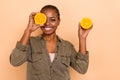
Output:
top-left (44, 27), bottom-right (52, 31)
top-left (41, 26), bottom-right (53, 31)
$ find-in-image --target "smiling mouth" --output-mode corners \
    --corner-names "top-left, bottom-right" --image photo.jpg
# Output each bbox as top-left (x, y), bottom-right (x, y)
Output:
top-left (41, 26), bottom-right (53, 31)
top-left (44, 27), bottom-right (52, 31)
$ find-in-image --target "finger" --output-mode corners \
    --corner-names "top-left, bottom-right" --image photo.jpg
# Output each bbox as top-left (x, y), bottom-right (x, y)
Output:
top-left (35, 24), bottom-right (45, 27)
top-left (78, 22), bottom-right (82, 36)
top-left (32, 24), bottom-right (40, 31)
top-left (78, 23), bottom-right (80, 33)
top-left (78, 22), bottom-right (81, 29)
top-left (84, 26), bottom-right (92, 36)
top-left (29, 12), bottom-right (38, 21)
top-left (85, 25), bottom-right (93, 33)
top-left (39, 24), bottom-right (45, 27)
top-left (30, 12), bottom-right (41, 18)
top-left (30, 12), bottom-right (37, 16)
top-left (35, 26), bottom-right (40, 30)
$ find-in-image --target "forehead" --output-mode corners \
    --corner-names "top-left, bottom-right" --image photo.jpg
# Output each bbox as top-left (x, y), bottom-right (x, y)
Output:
top-left (41, 9), bottom-right (58, 17)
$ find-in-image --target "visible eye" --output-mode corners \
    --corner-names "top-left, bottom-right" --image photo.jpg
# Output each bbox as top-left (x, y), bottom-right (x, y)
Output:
top-left (50, 17), bottom-right (56, 22)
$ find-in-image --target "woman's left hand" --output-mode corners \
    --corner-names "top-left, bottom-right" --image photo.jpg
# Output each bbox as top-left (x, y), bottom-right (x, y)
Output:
top-left (78, 24), bottom-right (92, 39)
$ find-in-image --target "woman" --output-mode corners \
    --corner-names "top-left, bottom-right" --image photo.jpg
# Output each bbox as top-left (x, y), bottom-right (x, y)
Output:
top-left (10, 5), bottom-right (92, 80)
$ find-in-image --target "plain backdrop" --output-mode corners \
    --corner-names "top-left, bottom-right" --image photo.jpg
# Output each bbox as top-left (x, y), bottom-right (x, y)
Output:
top-left (0, 0), bottom-right (120, 80)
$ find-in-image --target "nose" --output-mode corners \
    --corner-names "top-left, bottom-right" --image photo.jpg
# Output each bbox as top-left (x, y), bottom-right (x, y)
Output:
top-left (45, 19), bottom-right (50, 26)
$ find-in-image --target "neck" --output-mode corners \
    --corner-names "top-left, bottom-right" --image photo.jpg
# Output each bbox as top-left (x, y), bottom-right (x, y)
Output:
top-left (43, 33), bottom-right (57, 41)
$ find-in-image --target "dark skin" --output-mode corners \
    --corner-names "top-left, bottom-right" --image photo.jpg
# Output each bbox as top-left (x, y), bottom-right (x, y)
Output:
top-left (20, 9), bottom-right (60, 53)
top-left (20, 8), bottom-right (92, 55)
top-left (41, 9), bottom-right (60, 53)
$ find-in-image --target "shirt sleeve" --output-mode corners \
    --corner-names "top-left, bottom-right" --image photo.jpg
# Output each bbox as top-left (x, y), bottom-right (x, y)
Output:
top-left (70, 44), bottom-right (89, 74)
top-left (10, 42), bottom-right (31, 66)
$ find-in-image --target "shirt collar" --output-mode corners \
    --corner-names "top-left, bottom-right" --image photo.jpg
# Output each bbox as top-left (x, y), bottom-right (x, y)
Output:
top-left (39, 34), bottom-right (62, 42)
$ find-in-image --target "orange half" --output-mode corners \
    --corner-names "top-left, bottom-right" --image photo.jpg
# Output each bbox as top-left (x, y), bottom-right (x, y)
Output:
top-left (34, 13), bottom-right (47, 25)
top-left (80, 17), bottom-right (93, 29)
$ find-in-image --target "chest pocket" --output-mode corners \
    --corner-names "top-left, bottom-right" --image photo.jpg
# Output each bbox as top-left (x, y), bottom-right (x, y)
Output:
top-left (28, 52), bottom-right (42, 63)
top-left (60, 54), bottom-right (70, 67)
top-left (28, 51), bottom-right (44, 73)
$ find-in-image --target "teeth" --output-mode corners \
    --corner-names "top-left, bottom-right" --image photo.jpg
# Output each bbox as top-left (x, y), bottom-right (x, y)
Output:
top-left (45, 28), bottom-right (52, 31)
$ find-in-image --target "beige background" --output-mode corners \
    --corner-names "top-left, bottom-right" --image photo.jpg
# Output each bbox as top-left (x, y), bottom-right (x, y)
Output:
top-left (0, 0), bottom-right (120, 80)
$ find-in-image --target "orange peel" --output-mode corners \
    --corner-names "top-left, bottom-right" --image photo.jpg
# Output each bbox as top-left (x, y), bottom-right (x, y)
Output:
top-left (34, 13), bottom-right (47, 25)
top-left (80, 17), bottom-right (93, 29)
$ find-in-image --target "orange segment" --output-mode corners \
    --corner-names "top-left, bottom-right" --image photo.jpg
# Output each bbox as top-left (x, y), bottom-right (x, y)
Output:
top-left (34, 13), bottom-right (47, 25)
top-left (80, 17), bottom-right (93, 29)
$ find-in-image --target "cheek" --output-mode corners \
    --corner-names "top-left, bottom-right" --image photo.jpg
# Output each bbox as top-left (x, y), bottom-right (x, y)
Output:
top-left (51, 22), bottom-right (59, 27)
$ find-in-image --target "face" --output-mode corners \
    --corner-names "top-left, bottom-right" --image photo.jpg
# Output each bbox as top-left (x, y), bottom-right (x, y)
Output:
top-left (40, 9), bottom-right (60, 35)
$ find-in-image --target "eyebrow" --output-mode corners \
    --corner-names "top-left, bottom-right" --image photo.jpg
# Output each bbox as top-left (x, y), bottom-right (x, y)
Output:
top-left (49, 17), bottom-right (56, 19)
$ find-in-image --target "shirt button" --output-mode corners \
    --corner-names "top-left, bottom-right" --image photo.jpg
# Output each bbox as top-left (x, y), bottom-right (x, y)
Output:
top-left (50, 66), bottom-right (52, 68)
top-left (55, 57), bottom-right (57, 60)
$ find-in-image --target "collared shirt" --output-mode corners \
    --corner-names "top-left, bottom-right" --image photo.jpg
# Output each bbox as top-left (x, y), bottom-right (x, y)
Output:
top-left (10, 35), bottom-right (89, 80)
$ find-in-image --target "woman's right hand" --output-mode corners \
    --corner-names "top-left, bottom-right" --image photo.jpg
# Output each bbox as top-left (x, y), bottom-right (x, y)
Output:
top-left (20, 12), bottom-right (43, 46)
top-left (26, 12), bottom-right (43, 33)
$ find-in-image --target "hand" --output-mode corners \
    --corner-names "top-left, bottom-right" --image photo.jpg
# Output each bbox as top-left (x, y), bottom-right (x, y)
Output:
top-left (78, 23), bottom-right (92, 39)
top-left (26, 12), bottom-right (44, 33)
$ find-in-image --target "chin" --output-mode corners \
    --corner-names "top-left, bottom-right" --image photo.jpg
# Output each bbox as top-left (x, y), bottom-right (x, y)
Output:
top-left (43, 31), bottom-right (55, 35)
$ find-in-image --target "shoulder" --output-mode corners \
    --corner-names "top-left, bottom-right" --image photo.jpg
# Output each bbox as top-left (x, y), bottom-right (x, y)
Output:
top-left (30, 36), bottom-right (40, 40)
top-left (29, 36), bottom-right (41, 43)
top-left (60, 38), bottom-right (73, 47)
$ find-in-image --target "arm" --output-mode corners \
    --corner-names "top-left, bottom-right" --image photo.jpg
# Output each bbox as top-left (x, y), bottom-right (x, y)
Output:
top-left (10, 12), bottom-right (42, 66)
top-left (20, 12), bottom-right (41, 46)
top-left (70, 45), bottom-right (89, 74)
top-left (78, 24), bottom-right (92, 54)
top-left (70, 24), bottom-right (92, 74)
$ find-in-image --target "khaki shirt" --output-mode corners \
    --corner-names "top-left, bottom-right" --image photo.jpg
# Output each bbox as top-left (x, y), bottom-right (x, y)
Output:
top-left (10, 35), bottom-right (89, 80)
